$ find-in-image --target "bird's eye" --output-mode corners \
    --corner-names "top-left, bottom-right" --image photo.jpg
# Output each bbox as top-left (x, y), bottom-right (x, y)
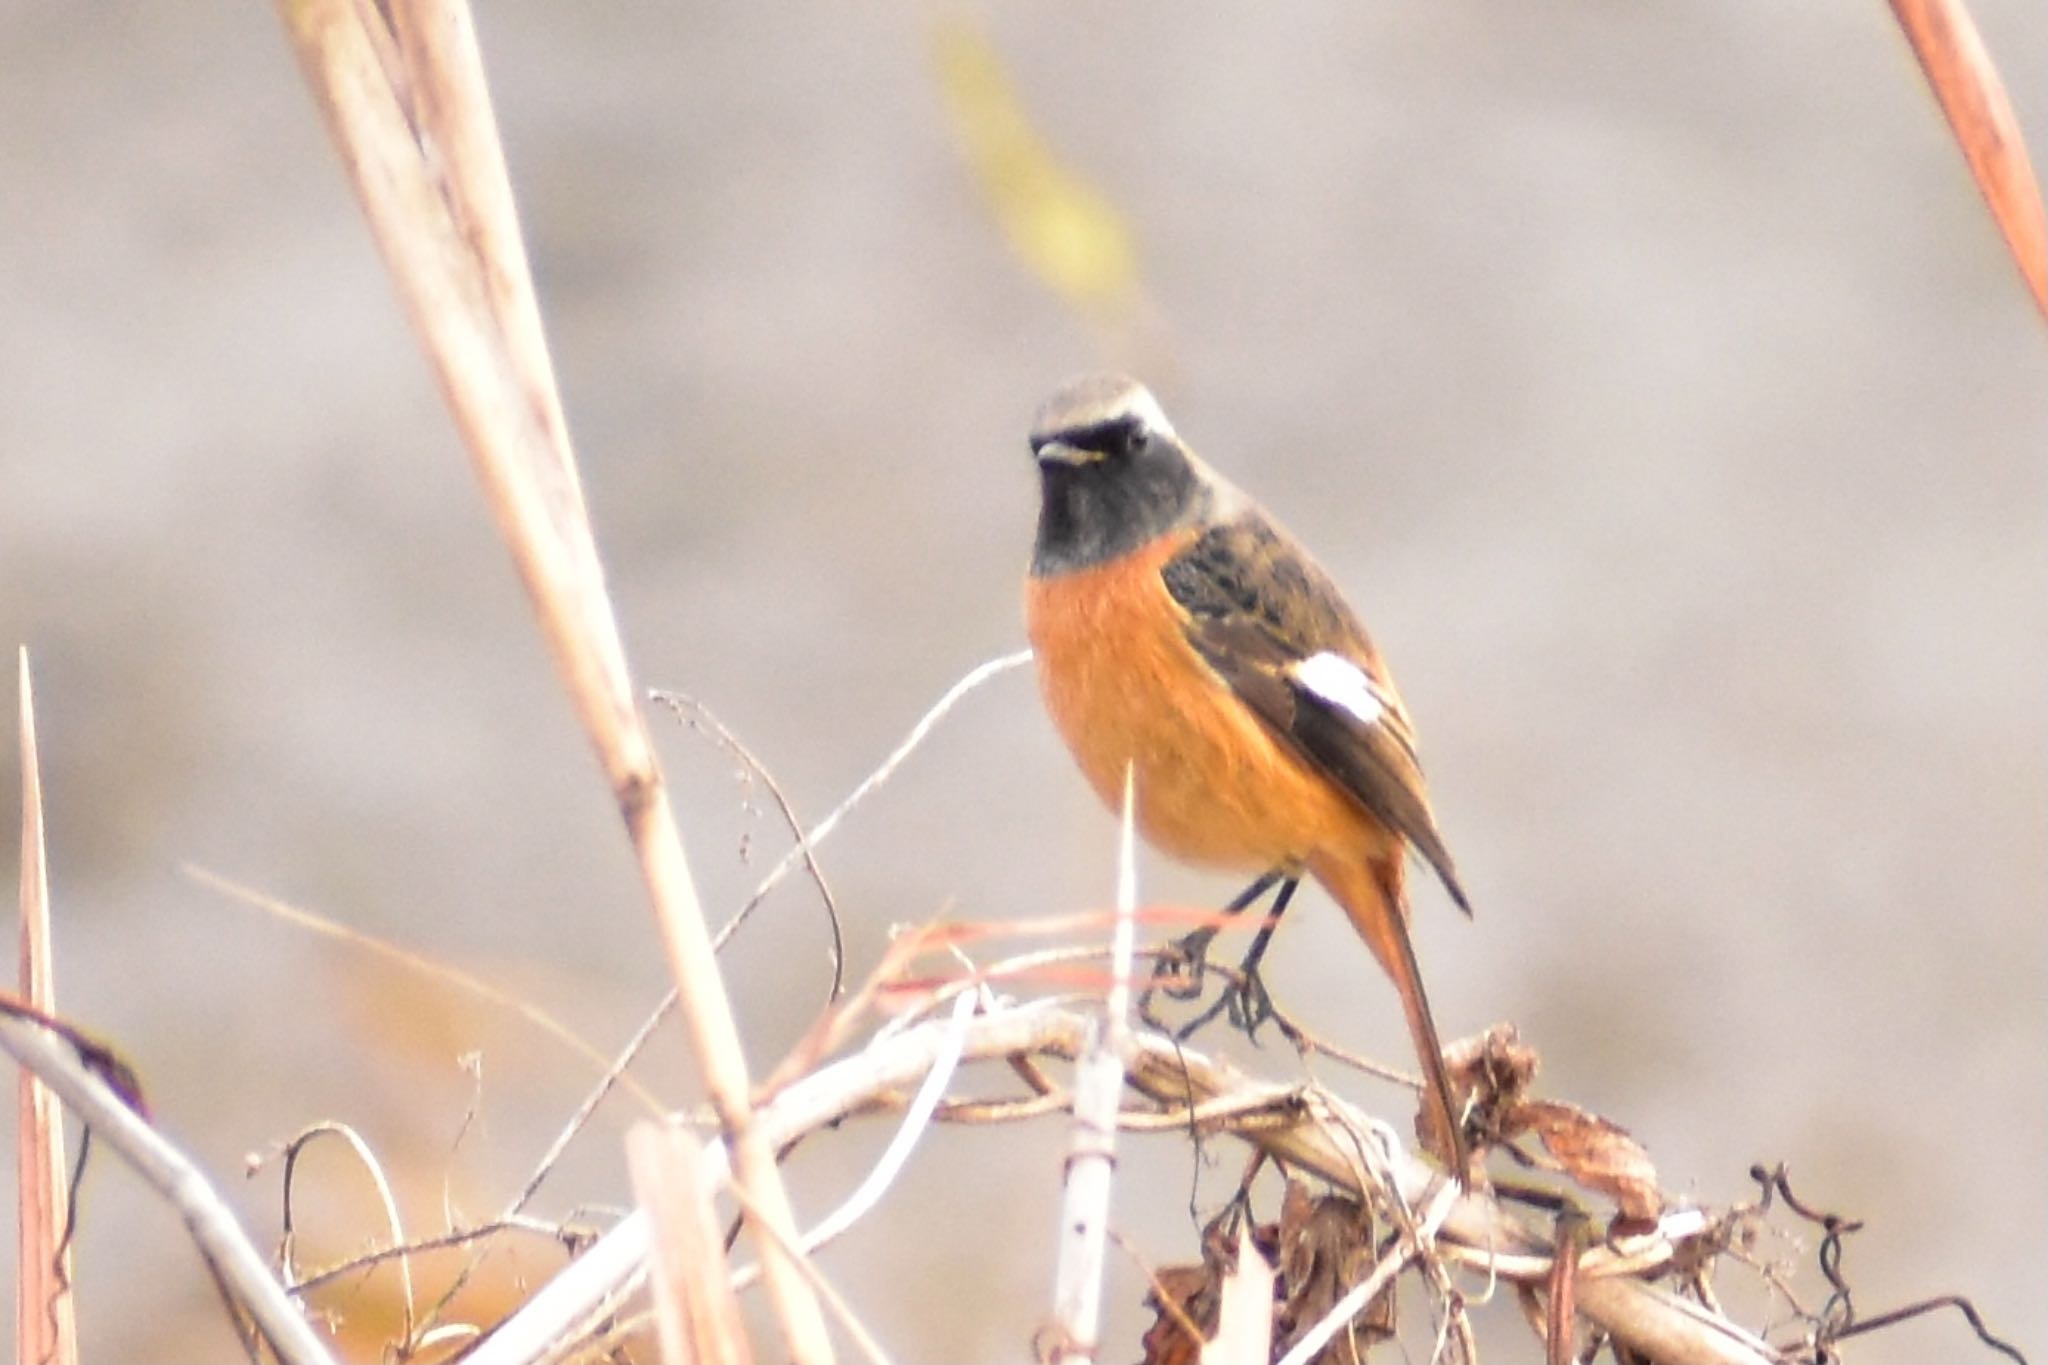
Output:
top-left (1123, 426), bottom-right (1150, 457)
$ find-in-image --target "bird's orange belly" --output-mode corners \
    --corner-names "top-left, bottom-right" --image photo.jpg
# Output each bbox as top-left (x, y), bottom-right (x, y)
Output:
top-left (1025, 536), bottom-right (1376, 872)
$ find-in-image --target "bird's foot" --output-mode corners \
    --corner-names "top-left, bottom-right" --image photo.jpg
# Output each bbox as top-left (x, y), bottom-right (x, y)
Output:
top-left (1158, 926), bottom-right (1220, 999)
top-left (1175, 966), bottom-right (1278, 1043)
top-left (1136, 927), bottom-right (1218, 1031)
top-left (1140, 929), bottom-right (1300, 1046)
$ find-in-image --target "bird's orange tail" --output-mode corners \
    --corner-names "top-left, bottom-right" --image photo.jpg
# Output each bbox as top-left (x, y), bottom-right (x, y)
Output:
top-left (1310, 850), bottom-right (1469, 1180)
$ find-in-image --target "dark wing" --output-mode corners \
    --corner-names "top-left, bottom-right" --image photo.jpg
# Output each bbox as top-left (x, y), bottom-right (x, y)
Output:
top-left (1162, 513), bottom-right (1471, 913)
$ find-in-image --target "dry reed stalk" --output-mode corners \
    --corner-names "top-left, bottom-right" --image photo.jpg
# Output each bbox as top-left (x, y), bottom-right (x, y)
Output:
top-left (628, 1120), bottom-right (754, 1365)
top-left (14, 651), bottom-right (76, 1365)
top-left (266, 2), bottom-right (828, 1357)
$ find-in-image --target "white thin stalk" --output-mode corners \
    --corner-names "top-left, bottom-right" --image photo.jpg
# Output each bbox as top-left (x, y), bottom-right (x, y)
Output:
top-left (1045, 766), bottom-right (1140, 1364)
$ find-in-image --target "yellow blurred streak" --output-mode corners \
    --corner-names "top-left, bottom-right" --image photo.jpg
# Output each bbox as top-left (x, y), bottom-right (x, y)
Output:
top-left (932, 17), bottom-right (1141, 316)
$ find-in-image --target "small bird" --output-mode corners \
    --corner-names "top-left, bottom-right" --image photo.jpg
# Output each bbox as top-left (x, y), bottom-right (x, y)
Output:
top-left (1023, 373), bottom-right (1473, 1174)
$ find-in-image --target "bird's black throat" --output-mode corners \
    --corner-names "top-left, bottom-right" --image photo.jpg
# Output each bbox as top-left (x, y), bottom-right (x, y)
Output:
top-left (1030, 443), bottom-right (1206, 577)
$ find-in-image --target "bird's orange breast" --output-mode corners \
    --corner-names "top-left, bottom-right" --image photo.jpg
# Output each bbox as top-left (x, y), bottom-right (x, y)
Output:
top-left (1025, 533), bottom-right (1384, 872)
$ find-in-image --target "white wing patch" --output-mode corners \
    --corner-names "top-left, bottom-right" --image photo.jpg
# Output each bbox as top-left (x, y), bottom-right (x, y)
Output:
top-left (1291, 651), bottom-right (1385, 727)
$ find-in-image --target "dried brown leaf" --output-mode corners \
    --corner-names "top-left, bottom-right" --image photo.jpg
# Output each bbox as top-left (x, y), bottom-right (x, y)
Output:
top-left (1141, 1214), bottom-right (1267, 1365)
top-left (1139, 1263), bottom-right (1218, 1365)
top-left (1275, 1182), bottom-right (1394, 1364)
top-left (1143, 1185), bottom-right (1406, 1365)
top-left (1437, 1022), bottom-right (1541, 1151)
top-left (1514, 1099), bottom-right (1664, 1225)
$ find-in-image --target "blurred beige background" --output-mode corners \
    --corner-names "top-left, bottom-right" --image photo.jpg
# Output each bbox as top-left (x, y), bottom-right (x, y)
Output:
top-left (2, 2), bottom-right (2043, 1360)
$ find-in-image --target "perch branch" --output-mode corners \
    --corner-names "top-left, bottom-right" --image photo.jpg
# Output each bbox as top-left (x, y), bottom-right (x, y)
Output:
top-left (470, 1005), bottom-right (1783, 1365)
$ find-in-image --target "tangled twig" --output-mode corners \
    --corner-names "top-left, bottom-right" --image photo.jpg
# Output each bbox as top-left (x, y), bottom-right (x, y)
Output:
top-left (1748, 1165), bottom-right (2028, 1365)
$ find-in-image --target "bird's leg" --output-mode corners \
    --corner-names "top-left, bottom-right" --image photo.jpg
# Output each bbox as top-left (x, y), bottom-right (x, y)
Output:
top-left (1162, 870), bottom-right (1283, 997)
top-left (1179, 877), bottom-right (1300, 1041)
top-left (1138, 871), bottom-right (1283, 1030)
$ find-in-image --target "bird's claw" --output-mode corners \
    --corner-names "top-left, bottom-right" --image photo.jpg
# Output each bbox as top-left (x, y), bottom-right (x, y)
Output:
top-left (1137, 928), bottom-right (1217, 1032)
top-left (1160, 927), bottom-right (1218, 1000)
top-left (1140, 925), bottom-right (1296, 1046)
top-left (1175, 968), bottom-right (1277, 1043)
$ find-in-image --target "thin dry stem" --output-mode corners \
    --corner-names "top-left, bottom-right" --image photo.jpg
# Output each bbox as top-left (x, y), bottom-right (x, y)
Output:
top-left (503, 650), bottom-right (1033, 1228)
top-left (711, 648), bottom-right (1035, 954)
top-left (651, 690), bottom-right (844, 999)
top-left (184, 865), bottom-right (663, 1115)
top-left (284, 1212), bottom-right (594, 1297)
top-left (271, 1121), bottom-right (418, 1348)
